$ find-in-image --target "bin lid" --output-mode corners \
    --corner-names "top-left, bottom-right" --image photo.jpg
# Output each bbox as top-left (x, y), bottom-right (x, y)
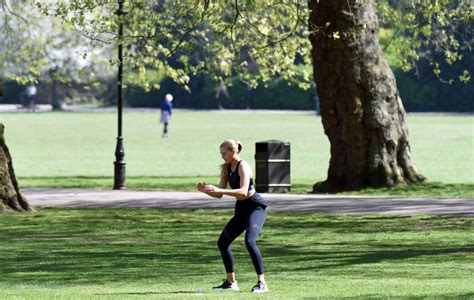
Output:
top-left (256, 140), bottom-right (290, 144)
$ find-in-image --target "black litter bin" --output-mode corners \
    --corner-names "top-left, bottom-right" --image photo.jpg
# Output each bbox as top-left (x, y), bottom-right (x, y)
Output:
top-left (255, 140), bottom-right (290, 193)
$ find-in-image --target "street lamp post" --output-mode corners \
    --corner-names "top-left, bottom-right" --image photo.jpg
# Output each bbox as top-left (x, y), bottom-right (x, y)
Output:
top-left (113, 0), bottom-right (126, 189)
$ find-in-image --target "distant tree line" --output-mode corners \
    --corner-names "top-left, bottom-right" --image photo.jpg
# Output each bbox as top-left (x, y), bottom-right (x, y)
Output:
top-left (1, 67), bottom-right (472, 112)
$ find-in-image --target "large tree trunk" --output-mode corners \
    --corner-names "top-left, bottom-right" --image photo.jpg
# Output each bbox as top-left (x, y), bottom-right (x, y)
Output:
top-left (309, 0), bottom-right (426, 192)
top-left (0, 123), bottom-right (35, 212)
top-left (50, 68), bottom-right (64, 111)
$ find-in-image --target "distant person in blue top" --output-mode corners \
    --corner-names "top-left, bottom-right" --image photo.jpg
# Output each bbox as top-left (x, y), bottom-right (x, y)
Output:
top-left (160, 93), bottom-right (173, 138)
top-left (196, 139), bottom-right (269, 293)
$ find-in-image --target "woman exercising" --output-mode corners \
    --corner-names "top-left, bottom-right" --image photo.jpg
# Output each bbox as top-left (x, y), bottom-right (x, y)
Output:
top-left (196, 139), bottom-right (269, 293)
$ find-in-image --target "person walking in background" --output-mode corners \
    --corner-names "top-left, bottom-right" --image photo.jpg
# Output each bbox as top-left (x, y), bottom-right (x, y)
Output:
top-left (196, 139), bottom-right (269, 293)
top-left (215, 80), bottom-right (229, 110)
top-left (160, 93), bottom-right (173, 138)
top-left (26, 82), bottom-right (37, 112)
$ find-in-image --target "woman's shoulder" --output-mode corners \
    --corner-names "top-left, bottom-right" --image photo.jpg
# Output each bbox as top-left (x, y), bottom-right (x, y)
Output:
top-left (238, 160), bottom-right (252, 171)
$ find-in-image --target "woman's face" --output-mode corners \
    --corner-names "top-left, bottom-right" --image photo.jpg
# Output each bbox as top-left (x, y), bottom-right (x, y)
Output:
top-left (220, 147), bottom-right (236, 164)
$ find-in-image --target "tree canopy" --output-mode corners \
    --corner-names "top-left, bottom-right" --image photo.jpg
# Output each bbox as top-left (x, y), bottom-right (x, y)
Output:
top-left (1, 0), bottom-right (113, 86)
top-left (0, 1), bottom-right (470, 93)
top-left (28, 1), bottom-right (472, 87)
top-left (379, 1), bottom-right (472, 84)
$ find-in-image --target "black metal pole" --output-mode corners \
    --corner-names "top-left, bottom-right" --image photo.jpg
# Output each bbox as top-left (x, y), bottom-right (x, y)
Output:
top-left (113, 0), bottom-right (126, 189)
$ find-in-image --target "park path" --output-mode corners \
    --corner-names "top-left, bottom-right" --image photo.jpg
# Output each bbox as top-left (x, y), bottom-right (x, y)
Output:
top-left (23, 188), bottom-right (474, 216)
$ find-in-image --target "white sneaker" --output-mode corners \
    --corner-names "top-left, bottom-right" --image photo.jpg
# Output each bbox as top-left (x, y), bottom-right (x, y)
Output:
top-left (212, 279), bottom-right (240, 291)
top-left (251, 281), bottom-right (269, 293)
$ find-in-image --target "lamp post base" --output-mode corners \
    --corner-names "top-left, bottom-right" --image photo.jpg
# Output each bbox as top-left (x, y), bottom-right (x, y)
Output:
top-left (113, 161), bottom-right (126, 190)
top-left (113, 136), bottom-right (126, 190)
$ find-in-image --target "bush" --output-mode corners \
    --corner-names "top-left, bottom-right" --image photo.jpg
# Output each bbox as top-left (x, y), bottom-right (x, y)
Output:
top-left (395, 70), bottom-right (438, 111)
top-left (394, 69), bottom-right (474, 112)
top-left (125, 75), bottom-right (314, 110)
top-left (1, 80), bottom-right (24, 104)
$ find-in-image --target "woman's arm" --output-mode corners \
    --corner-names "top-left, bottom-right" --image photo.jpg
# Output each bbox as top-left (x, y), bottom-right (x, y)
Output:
top-left (203, 161), bottom-right (252, 200)
top-left (196, 177), bottom-right (227, 198)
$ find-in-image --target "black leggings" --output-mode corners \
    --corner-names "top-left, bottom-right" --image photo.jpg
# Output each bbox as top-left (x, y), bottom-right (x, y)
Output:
top-left (217, 206), bottom-right (268, 275)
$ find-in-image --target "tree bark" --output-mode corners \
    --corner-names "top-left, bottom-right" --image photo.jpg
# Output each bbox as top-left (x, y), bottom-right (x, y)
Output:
top-left (0, 123), bottom-right (35, 212)
top-left (309, 0), bottom-right (426, 192)
top-left (50, 68), bottom-right (64, 111)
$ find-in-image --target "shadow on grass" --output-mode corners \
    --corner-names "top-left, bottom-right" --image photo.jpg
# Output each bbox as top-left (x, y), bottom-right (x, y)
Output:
top-left (0, 241), bottom-right (220, 285)
top-left (3, 238), bottom-right (472, 285)
top-left (337, 292), bottom-right (474, 300)
top-left (95, 291), bottom-right (204, 296)
top-left (1, 208), bottom-right (472, 287)
top-left (264, 245), bottom-right (474, 273)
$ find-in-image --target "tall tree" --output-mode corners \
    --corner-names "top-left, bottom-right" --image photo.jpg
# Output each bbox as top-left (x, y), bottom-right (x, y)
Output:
top-left (307, 0), bottom-right (471, 191)
top-left (308, 0), bottom-right (426, 192)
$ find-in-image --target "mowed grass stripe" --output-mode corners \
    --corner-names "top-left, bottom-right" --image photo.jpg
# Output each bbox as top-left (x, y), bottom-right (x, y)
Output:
top-left (1, 111), bottom-right (472, 189)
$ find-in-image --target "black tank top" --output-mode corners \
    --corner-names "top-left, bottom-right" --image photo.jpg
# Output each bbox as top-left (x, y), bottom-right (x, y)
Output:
top-left (227, 161), bottom-right (254, 191)
top-left (227, 161), bottom-right (267, 210)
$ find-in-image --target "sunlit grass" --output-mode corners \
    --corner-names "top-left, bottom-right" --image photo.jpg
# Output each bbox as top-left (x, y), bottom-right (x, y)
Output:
top-left (19, 176), bottom-right (474, 198)
top-left (346, 182), bottom-right (474, 198)
top-left (1, 111), bottom-right (473, 196)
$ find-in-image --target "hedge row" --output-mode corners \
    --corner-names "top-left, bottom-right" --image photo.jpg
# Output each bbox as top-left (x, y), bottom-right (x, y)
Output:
top-left (124, 76), bottom-right (315, 110)
top-left (125, 72), bottom-right (473, 112)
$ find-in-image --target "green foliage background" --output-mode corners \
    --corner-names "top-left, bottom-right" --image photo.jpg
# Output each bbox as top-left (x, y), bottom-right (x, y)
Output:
top-left (2, 1), bottom-right (471, 112)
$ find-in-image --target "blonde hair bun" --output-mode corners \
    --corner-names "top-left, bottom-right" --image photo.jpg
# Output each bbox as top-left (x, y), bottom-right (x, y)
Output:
top-left (220, 139), bottom-right (243, 153)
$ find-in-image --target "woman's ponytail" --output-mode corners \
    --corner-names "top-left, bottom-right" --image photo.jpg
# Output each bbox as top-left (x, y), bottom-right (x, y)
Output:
top-left (237, 141), bottom-right (242, 153)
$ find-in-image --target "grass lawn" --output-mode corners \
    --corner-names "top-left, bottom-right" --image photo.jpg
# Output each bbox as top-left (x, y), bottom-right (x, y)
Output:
top-left (1, 111), bottom-right (473, 196)
top-left (0, 208), bottom-right (473, 299)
